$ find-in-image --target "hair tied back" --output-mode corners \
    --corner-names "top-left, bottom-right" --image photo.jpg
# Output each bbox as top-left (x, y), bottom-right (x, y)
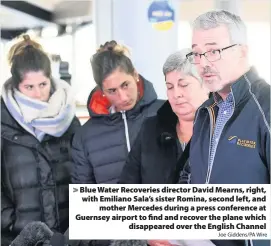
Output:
top-left (23, 34), bottom-right (30, 41)
top-left (22, 34), bottom-right (33, 48)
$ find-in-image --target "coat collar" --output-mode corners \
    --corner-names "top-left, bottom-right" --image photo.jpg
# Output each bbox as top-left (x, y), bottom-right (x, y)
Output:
top-left (157, 100), bottom-right (178, 137)
top-left (201, 66), bottom-right (261, 109)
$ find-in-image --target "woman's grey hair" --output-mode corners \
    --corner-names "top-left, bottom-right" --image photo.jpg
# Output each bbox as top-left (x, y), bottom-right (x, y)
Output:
top-left (163, 48), bottom-right (201, 82)
top-left (192, 10), bottom-right (247, 45)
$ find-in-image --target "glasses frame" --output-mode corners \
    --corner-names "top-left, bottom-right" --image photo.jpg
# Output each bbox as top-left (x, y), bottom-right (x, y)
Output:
top-left (186, 44), bottom-right (238, 64)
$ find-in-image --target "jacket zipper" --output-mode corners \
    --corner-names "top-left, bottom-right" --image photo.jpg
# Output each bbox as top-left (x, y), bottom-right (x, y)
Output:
top-left (205, 89), bottom-right (236, 184)
top-left (6, 135), bottom-right (61, 229)
top-left (37, 142), bottom-right (61, 230)
top-left (205, 107), bottom-right (215, 184)
top-left (121, 111), bottom-right (131, 152)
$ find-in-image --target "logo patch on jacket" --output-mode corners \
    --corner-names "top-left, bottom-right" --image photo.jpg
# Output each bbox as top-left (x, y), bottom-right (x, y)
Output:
top-left (228, 136), bottom-right (256, 149)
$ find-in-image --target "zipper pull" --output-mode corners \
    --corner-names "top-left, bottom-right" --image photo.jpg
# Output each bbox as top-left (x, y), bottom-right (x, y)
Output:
top-left (120, 110), bottom-right (131, 152)
top-left (120, 110), bottom-right (126, 119)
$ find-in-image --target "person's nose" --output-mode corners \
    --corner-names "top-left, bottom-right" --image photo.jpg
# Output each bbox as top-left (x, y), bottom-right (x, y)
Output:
top-left (118, 89), bottom-right (129, 102)
top-left (199, 54), bottom-right (212, 68)
top-left (33, 88), bottom-right (42, 98)
top-left (173, 87), bottom-right (183, 99)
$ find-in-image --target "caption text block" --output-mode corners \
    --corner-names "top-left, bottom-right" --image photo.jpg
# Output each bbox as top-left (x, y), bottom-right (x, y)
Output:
top-left (69, 184), bottom-right (270, 240)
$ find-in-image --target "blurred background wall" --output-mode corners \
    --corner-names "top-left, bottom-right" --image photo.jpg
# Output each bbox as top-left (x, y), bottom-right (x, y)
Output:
top-left (1, 0), bottom-right (270, 123)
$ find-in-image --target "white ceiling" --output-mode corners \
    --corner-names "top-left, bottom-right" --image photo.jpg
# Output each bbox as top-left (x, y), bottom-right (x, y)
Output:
top-left (1, 0), bottom-right (92, 30)
top-left (2, 0), bottom-right (269, 32)
top-left (24, 0), bottom-right (64, 11)
top-left (0, 5), bottom-right (53, 29)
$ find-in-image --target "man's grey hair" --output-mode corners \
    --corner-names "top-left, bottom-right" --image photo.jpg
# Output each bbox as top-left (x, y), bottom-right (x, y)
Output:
top-left (163, 48), bottom-right (201, 82)
top-left (192, 10), bottom-right (247, 45)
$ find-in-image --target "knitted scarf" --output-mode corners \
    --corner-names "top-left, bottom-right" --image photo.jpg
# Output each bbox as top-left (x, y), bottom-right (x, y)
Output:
top-left (2, 78), bottom-right (76, 141)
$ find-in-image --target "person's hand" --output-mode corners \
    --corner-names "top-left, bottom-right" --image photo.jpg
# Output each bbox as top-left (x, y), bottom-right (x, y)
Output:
top-left (148, 240), bottom-right (174, 246)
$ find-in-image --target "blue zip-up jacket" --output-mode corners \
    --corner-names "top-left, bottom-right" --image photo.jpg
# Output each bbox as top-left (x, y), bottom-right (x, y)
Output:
top-left (190, 67), bottom-right (270, 246)
top-left (190, 67), bottom-right (270, 184)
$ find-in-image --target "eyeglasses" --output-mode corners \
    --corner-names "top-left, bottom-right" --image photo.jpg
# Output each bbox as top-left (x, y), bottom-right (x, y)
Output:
top-left (186, 44), bottom-right (238, 64)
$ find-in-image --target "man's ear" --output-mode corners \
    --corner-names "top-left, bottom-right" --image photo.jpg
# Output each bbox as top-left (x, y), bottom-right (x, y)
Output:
top-left (239, 45), bottom-right (248, 59)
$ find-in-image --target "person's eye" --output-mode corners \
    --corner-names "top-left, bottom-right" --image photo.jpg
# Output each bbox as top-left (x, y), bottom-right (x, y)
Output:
top-left (193, 52), bottom-right (200, 57)
top-left (40, 83), bottom-right (47, 88)
top-left (209, 50), bottom-right (219, 55)
top-left (25, 86), bottom-right (33, 90)
top-left (108, 89), bottom-right (116, 94)
top-left (122, 82), bottom-right (129, 88)
top-left (178, 82), bottom-right (189, 88)
top-left (166, 85), bottom-right (173, 90)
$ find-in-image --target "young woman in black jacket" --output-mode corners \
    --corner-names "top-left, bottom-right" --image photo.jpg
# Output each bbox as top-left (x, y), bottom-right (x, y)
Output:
top-left (71, 40), bottom-right (164, 185)
top-left (1, 34), bottom-right (80, 246)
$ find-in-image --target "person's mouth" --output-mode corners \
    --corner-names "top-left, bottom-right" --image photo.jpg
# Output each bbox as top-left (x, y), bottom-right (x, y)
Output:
top-left (175, 102), bottom-right (187, 107)
top-left (122, 101), bottom-right (133, 107)
top-left (203, 73), bottom-right (216, 78)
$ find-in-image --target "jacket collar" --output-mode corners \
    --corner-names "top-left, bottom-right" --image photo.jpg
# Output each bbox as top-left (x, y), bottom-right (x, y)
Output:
top-left (87, 74), bottom-right (158, 119)
top-left (201, 66), bottom-right (261, 109)
top-left (157, 101), bottom-right (178, 135)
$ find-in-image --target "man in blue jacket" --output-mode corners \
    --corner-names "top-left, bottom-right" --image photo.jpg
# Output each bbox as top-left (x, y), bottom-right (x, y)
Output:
top-left (186, 10), bottom-right (270, 246)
